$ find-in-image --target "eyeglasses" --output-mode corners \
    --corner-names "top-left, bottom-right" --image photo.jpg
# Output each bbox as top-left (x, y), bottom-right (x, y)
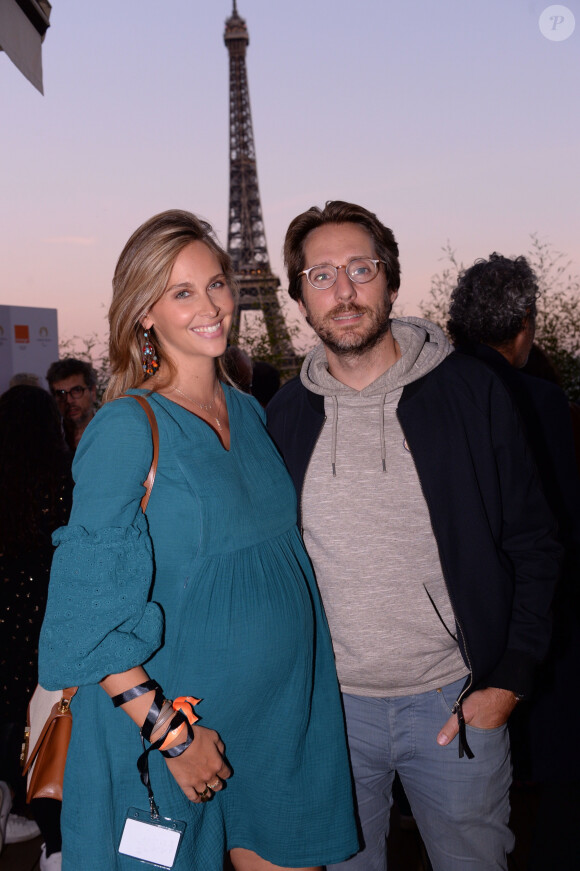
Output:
top-left (299, 258), bottom-right (385, 291)
top-left (52, 386), bottom-right (89, 401)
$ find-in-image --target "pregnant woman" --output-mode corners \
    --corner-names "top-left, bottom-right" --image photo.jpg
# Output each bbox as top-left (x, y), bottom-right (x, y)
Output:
top-left (39, 209), bottom-right (357, 871)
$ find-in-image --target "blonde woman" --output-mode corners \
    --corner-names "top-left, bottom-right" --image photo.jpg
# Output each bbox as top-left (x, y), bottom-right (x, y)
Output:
top-left (39, 210), bottom-right (357, 871)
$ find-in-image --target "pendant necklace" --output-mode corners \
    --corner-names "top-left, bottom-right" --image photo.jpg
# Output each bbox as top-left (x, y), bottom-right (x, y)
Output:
top-left (172, 385), bottom-right (223, 431)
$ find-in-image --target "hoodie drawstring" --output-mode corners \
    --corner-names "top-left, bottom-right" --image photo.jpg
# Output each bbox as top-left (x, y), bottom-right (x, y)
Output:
top-left (380, 391), bottom-right (388, 472)
top-left (330, 396), bottom-right (338, 477)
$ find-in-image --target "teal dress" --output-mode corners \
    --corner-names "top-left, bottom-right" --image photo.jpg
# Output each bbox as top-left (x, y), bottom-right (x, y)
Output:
top-left (39, 387), bottom-right (358, 870)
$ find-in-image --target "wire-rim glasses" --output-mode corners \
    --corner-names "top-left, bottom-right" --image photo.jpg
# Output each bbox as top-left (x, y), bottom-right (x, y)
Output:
top-left (299, 258), bottom-right (385, 291)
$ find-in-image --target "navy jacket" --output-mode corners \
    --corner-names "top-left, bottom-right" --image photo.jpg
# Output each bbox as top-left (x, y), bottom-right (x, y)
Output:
top-left (267, 352), bottom-right (561, 700)
top-left (454, 343), bottom-right (580, 778)
top-left (456, 343), bottom-right (580, 618)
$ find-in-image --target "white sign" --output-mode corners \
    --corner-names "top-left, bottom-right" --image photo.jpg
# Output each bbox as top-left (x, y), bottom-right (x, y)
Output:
top-left (0, 305), bottom-right (59, 395)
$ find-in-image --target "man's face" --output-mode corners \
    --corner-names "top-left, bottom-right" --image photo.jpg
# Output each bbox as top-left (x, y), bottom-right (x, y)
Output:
top-left (298, 223), bottom-right (398, 357)
top-left (51, 375), bottom-right (96, 426)
top-left (515, 317), bottom-right (536, 369)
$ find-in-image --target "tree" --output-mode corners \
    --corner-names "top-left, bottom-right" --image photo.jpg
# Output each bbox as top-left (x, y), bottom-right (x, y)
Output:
top-left (529, 234), bottom-right (580, 401)
top-left (228, 292), bottom-right (309, 379)
top-left (419, 236), bottom-right (580, 402)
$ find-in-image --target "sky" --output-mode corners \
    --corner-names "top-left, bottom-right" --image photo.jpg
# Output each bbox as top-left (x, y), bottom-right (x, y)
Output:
top-left (1, 0), bottom-right (578, 353)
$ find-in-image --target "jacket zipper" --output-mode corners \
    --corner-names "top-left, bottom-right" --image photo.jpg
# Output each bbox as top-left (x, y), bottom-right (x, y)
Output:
top-left (299, 416), bottom-right (327, 538)
top-left (437, 564), bottom-right (475, 758)
top-left (402, 420), bottom-right (474, 756)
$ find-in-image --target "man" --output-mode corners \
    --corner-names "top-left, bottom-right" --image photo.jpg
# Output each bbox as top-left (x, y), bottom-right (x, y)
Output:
top-left (448, 254), bottom-right (580, 870)
top-left (267, 202), bottom-right (560, 871)
top-left (47, 358), bottom-right (97, 451)
top-left (447, 254), bottom-right (580, 550)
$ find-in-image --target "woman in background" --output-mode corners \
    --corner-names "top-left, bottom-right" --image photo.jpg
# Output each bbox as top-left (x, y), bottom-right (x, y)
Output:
top-left (0, 385), bottom-right (73, 870)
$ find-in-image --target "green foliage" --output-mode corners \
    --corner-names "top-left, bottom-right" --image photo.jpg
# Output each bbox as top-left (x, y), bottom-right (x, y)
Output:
top-left (530, 234), bottom-right (580, 402)
top-left (419, 241), bottom-right (462, 330)
top-left (419, 236), bottom-right (580, 402)
top-left (228, 293), bottom-right (306, 380)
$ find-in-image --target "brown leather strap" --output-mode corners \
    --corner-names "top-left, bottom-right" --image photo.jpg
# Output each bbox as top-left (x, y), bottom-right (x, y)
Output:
top-left (119, 394), bottom-right (160, 513)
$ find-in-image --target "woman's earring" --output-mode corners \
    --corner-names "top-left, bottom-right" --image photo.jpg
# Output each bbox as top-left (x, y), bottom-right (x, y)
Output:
top-left (142, 330), bottom-right (159, 376)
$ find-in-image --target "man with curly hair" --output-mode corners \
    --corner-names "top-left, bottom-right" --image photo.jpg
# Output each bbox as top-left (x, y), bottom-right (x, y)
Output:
top-left (267, 205), bottom-right (561, 871)
top-left (449, 253), bottom-right (580, 870)
top-left (447, 252), bottom-right (538, 367)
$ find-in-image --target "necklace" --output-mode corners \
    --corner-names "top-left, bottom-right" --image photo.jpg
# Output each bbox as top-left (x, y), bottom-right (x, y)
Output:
top-left (172, 385), bottom-right (215, 410)
top-left (172, 385), bottom-right (223, 431)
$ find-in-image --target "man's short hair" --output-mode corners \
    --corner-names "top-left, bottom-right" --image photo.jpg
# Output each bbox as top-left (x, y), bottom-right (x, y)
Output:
top-left (447, 253), bottom-right (539, 348)
top-left (46, 358), bottom-right (98, 390)
top-left (284, 201), bottom-right (401, 302)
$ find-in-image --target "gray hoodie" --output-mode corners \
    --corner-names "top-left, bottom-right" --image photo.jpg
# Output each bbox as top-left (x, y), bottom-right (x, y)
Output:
top-left (300, 317), bottom-right (468, 696)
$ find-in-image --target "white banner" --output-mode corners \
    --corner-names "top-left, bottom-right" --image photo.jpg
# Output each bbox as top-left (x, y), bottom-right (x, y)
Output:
top-left (0, 305), bottom-right (59, 394)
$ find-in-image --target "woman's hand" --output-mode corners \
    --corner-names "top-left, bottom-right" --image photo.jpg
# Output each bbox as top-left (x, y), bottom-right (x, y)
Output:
top-left (100, 668), bottom-right (230, 801)
top-left (164, 724), bottom-right (231, 802)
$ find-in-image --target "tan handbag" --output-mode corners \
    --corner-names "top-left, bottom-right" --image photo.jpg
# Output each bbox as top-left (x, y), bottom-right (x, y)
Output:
top-left (21, 394), bottom-right (159, 802)
top-left (22, 688), bottom-right (77, 801)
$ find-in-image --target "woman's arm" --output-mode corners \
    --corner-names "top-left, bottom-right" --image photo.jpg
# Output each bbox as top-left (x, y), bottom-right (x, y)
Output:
top-left (39, 401), bottom-right (163, 688)
top-left (100, 667), bottom-right (231, 801)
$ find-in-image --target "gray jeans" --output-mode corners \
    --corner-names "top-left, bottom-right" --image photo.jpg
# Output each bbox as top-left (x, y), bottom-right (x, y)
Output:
top-left (329, 678), bottom-right (514, 871)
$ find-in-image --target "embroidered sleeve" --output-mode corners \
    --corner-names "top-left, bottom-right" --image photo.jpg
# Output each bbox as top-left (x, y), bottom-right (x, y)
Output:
top-left (38, 398), bottom-right (164, 687)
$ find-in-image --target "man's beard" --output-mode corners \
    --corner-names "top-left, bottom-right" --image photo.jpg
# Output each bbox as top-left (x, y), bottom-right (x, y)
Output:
top-left (303, 294), bottom-right (393, 358)
top-left (64, 407), bottom-right (92, 427)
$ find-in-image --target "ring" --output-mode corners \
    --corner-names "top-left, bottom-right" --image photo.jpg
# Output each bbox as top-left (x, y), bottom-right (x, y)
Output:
top-left (207, 779), bottom-right (221, 790)
top-left (197, 786), bottom-right (212, 802)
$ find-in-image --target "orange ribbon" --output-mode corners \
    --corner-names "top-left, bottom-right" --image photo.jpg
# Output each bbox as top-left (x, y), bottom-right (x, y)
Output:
top-left (159, 696), bottom-right (201, 751)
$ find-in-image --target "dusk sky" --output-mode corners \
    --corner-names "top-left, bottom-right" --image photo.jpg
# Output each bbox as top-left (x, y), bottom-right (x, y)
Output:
top-left (1, 0), bottom-right (578, 352)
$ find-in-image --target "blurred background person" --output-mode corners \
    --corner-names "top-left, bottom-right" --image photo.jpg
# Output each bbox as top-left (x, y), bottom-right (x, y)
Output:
top-left (222, 345), bottom-right (253, 393)
top-left (8, 373), bottom-right (41, 389)
top-left (448, 253), bottom-right (580, 871)
top-left (252, 360), bottom-right (280, 408)
top-left (0, 385), bottom-right (73, 869)
top-left (46, 358), bottom-right (98, 452)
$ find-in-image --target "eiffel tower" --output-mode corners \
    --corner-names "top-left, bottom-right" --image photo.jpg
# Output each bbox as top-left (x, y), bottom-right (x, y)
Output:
top-left (224, 1), bottom-right (297, 373)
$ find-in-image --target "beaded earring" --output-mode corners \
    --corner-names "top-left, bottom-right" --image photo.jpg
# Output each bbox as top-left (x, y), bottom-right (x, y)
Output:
top-left (142, 330), bottom-right (159, 377)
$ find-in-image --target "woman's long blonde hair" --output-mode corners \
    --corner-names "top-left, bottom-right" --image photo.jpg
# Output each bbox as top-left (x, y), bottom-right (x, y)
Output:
top-left (104, 209), bottom-right (237, 403)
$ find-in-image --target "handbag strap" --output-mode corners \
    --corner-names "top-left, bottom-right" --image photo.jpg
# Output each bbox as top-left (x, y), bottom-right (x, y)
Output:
top-left (118, 394), bottom-right (160, 514)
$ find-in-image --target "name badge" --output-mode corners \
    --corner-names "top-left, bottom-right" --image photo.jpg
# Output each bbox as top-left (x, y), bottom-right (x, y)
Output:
top-left (118, 808), bottom-right (186, 869)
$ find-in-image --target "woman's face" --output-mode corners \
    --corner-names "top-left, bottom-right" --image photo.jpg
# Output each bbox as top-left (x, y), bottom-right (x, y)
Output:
top-left (143, 241), bottom-right (235, 368)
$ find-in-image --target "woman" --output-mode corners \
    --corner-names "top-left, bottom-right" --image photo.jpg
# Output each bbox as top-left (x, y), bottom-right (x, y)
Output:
top-left (0, 385), bottom-right (73, 869)
top-left (39, 210), bottom-right (358, 870)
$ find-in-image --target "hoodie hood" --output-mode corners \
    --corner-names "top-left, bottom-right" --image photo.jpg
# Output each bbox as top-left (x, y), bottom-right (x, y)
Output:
top-left (301, 316), bottom-right (452, 398)
top-left (300, 317), bottom-right (452, 476)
